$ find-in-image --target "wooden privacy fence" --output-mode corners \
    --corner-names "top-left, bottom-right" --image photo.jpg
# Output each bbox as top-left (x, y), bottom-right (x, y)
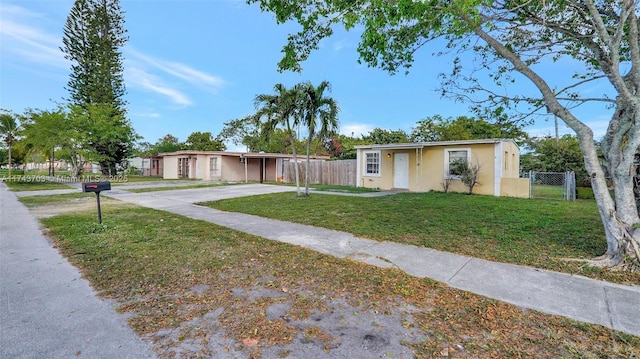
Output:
top-left (283, 159), bottom-right (356, 187)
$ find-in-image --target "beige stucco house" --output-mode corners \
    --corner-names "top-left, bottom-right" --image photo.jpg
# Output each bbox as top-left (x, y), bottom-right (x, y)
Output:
top-left (355, 139), bottom-right (529, 198)
top-left (161, 151), bottom-right (328, 183)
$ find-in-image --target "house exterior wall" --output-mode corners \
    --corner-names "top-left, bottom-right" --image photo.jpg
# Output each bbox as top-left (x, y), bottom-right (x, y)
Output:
top-left (500, 140), bottom-right (520, 178)
top-left (245, 158), bottom-right (262, 181)
top-left (162, 152), bottom-right (326, 182)
top-left (163, 156), bottom-right (179, 179)
top-left (220, 156), bottom-right (245, 182)
top-left (194, 155), bottom-right (205, 179)
top-left (500, 177), bottom-right (530, 198)
top-left (143, 157), bottom-right (163, 176)
top-left (265, 158), bottom-right (277, 181)
top-left (356, 140), bottom-right (528, 198)
top-left (435, 143), bottom-right (496, 196)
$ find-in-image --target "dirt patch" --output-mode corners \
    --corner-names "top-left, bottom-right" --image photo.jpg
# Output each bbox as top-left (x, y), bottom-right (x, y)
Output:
top-left (28, 197), bottom-right (123, 218)
top-left (148, 286), bottom-right (422, 359)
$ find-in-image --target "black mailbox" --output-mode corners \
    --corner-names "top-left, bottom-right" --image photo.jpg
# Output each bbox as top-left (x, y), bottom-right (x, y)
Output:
top-left (82, 181), bottom-right (111, 193)
top-left (82, 181), bottom-right (111, 224)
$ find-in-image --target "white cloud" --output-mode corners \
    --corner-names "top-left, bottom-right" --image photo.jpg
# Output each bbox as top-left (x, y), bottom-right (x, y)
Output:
top-left (332, 39), bottom-right (352, 52)
top-left (126, 67), bottom-right (192, 106)
top-left (133, 112), bottom-right (161, 118)
top-left (341, 123), bottom-right (374, 137)
top-left (0, 4), bottom-right (68, 69)
top-left (127, 48), bottom-right (226, 92)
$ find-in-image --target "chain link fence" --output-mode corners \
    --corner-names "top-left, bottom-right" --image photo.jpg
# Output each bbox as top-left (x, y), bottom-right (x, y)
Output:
top-left (526, 171), bottom-right (576, 201)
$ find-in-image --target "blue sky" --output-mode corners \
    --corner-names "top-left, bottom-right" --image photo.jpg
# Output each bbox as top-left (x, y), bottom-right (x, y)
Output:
top-left (1, 0), bottom-right (612, 151)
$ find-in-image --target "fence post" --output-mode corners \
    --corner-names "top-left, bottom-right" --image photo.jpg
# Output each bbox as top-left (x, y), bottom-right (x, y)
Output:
top-left (529, 170), bottom-right (533, 199)
top-left (570, 171), bottom-right (576, 201)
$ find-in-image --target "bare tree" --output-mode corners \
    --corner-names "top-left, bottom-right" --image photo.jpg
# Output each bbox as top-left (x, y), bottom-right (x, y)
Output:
top-left (450, 159), bottom-right (482, 195)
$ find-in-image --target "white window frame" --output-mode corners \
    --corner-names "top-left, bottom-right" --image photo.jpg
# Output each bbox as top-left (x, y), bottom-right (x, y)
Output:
top-left (444, 148), bottom-right (471, 178)
top-left (363, 150), bottom-right (381, 177)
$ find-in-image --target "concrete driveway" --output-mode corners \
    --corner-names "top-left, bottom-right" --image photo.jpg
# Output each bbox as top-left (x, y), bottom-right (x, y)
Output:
top-left (107, 183), bottom-right (298, 208)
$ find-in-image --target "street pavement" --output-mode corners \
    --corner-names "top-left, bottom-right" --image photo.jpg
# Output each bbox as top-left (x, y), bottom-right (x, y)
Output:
top-left (1, 181), bottom-right (639, 359)
top-left (0, 184), bottom-right (156, 359)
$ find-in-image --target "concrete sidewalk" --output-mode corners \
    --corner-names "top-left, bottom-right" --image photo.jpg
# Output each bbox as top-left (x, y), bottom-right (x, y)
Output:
top-left (0, 185), bottom-right (156, 358)
top-left (102, 184), bottom-right (640, 338)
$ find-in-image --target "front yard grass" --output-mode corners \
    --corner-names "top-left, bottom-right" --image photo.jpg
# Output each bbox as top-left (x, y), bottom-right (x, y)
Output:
top-left (3, 180), bottom-right (73, 191)
top-left (116, 175), bottom-right (168, 183)
top-left (38, 203), bottom-right (639, 358)
top-left (18, 192), bottom-right (91, 207)
top-left (263, 181), bottom-right (379, 193)
top-left (201, 191), bottom-right (640, 285)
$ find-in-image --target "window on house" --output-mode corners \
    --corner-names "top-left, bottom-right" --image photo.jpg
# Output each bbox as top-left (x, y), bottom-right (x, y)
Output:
top-left (178, 158), bottom-right (189, 178)
top-left (364, 151), bottom-right (380, 176)
top-left (445, 149), bottom-right (470, 177)
top-left (504, 151), bottom-right (509, 171)
top-left (209, 157), bottom-right (219, 177)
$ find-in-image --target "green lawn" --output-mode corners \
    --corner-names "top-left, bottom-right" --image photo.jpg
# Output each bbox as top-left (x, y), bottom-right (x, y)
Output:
top-left (0, 169), bottom-right (71, 176)
top-left (18, 192), bottom-right (92, 207)
top-left (263, 182), bottom-right (379, 193)
top-left (532, 184), bottom-right (565, 199)
top-left (114, 175), bottom-right (167, 183)
top-left (38, 204), bottom-right (639, 357)
top-left (201, 191), bottom-right (638, 285)
top-left (3, 180), bottom-right (74, 191)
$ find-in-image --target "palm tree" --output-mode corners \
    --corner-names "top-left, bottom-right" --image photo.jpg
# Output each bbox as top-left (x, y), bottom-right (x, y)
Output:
top-left (254, 83), bottom-right (304, 196)
top-left (0, 111), bottom-right (19, 176)
top-left (298, 81), bottom-right (339, 196)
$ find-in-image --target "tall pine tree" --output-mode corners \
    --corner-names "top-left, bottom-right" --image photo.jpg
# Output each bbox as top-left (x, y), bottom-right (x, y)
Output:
top-left (61, 0), bottom-right (135, 174)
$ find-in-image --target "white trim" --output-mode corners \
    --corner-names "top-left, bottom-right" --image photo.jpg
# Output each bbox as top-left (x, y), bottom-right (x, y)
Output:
top-left (363, 150), bottom-right (382, 177)
top-left (444, 147), bottom-right (471, 178)
top-left (355, 138), bottom-right (518, 150)
top-left (356, 148), bottom-right (361, 187)
top-left (494, 142), bottom-right (503, 196)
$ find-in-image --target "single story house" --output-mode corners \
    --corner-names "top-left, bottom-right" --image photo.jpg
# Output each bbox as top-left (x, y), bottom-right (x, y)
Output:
top-left (127, 156), bottom-right (164, 176)
top-left (355, 139), bottom-right (529, 198)
top-left (160, 150), bottom-right (329, 183)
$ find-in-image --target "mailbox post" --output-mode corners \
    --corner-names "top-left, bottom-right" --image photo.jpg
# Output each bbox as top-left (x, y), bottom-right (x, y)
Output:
top-left (82, 182), bottom-right (111, 224)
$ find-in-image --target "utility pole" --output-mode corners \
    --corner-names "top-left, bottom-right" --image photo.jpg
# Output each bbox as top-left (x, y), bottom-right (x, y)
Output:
top-left (554, 115), bottom-right (559, 145)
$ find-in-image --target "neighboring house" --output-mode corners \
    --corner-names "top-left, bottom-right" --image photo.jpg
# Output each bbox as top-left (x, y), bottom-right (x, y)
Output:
top-left (355, 139), bottom-right (529, 198)
top-left (127, 156), bottom-right (163, 176)
top-left (160, 151), bottom-right (329, 182)
top-left (24, 159), bottom-right (101, 174)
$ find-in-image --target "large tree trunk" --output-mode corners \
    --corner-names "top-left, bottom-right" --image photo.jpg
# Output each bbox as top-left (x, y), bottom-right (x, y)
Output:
top-left (100, 161), bottom-right (117, 176)
top-left (7, 141), bottom-right (11, 177)
top-left (290, 135), bottom-right (301, 197)
top-left (580, 132), bottom-right (640, 270)
top-left (292, 145), bottom-right (301, 197)
top-left (472, 24), bottom-right (640, 270)
top-left (69, 152), bottom-right (85, 178)
top-left (304, 131), bottom-right (313, 196)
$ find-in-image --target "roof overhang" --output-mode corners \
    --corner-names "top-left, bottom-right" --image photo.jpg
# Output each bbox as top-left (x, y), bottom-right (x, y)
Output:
top-left (355, 138), bottom-right (518, 150)
top-left (158, 150), bottom-right (329, 160)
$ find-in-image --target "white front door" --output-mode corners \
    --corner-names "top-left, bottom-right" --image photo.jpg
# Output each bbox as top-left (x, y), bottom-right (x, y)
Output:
top-left (393, 153), bottom-right (409, 189)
